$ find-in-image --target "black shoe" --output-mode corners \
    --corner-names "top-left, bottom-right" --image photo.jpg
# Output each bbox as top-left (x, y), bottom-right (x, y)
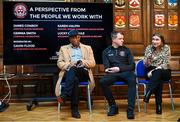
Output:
top-left (127, 110), bottom-right (135, 119)
top-left (143, 90), bottom-right (152, 103)
top-left (127, 111), bottom-right (135, 119)
top-left (177, 118), bottom-right (180, 122)
top-left (156, 103), bottom-right (162, 114)
top-left (107, 105), bottom-right (119, 116)
top-left (71, 111), bottom-right (81, 119)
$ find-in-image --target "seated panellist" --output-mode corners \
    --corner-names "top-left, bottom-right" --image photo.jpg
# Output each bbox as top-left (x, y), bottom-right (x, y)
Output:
top-left (55, 30), bottom-right (96, 119)
top-left (99, 31), bottom-right (136, 119)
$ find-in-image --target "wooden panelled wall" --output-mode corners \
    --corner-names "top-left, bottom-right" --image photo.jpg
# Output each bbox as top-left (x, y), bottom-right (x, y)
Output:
top-left (0, 0), bottom-right (180, 102)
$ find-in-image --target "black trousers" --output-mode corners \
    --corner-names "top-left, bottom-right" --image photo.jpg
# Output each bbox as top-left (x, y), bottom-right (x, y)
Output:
top-left (147, 69), bottom-right (171, 104)
top-left (61, 67), bottom-right (89, 110)
top-left (99, 71), bottom-right (136, 111)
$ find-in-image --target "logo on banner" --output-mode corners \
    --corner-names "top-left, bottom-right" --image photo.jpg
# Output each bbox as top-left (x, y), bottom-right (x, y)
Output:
top-left (14, 3), bottom-right (28, 19)
top-left (155, 14), bottom-right (165, 27)
top-left (129, 0), bottom-right (140, 8)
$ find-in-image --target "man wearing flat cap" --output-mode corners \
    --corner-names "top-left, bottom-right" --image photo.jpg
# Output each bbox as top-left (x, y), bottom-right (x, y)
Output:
top-left (55, 30), bottom-right (96, 118)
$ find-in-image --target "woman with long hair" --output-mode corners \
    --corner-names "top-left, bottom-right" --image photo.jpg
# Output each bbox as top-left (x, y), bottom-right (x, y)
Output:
top-left (143, 33), bottom-right (171, 114)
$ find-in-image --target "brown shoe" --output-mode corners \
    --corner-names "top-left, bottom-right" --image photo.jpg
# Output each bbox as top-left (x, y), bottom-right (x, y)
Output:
top-left (57, 96), bottom-right (65, 104)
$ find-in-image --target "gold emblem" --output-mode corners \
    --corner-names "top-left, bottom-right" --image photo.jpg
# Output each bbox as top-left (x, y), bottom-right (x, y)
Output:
top-left (154, 0), bottom-right (164, 5)
top-left (115, 0), bottom-right (125, 8)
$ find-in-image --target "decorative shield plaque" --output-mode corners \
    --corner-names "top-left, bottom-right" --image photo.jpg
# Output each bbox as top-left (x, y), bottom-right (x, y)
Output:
top-left (115, 15), bottom-right (126, 28)
top-left (154, 0), bottom-right (164, 5)
top-left (129, 13), bottom-right (140, 28)
top-left (168, 0), bottom-right (177, 8)
top-left (168, 11), bottom-right (178, 30)
top-left (129, 0), bottom-right (140, 8)
top-left (155, 14), bottom-right (165, 27)
top-left (115, 0), bottom-right (126, 8)
top-left (154, 0), bottom-right (165, 8)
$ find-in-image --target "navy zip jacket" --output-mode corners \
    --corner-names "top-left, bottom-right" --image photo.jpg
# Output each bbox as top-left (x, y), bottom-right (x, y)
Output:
top-left (102, 45), bottom-right (135, 72)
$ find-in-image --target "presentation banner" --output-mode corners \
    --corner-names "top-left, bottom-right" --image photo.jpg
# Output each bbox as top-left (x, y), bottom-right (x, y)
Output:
top-left (3, 1), bottom-right (113, 65)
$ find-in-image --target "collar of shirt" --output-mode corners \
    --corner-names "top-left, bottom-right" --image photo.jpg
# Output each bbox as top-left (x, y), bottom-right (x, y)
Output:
top-left (70, 43), bottom-right (81, 49)
top-left (110, 45), bottom-right (125, 50)
top-left (150, 44), bottom-right (165, 52)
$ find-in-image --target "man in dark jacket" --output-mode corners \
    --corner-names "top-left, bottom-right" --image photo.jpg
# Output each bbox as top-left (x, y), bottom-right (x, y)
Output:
top-left (99, 31), bottom-right (136, 119)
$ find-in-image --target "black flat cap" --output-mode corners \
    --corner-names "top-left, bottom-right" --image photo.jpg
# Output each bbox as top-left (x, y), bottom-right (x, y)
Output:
top-left (68, 30), bottom-right (80, 37)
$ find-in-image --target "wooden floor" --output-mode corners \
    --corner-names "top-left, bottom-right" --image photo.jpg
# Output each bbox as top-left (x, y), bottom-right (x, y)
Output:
top-left (0, 98), bottom-right (180, 122)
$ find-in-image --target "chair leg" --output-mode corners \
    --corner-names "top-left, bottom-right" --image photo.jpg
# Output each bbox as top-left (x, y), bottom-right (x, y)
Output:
top-left (87, 85), bottom-right (92, 113)
top-left (136, 84), bottom-right (141, 112)
top-left (168, 83), bottom-right (175, 111)
top-left (144, 84), bottom-right (147, 113)
top-left (58, 85), bottom-right (62, 113)
top-left (58, 103), bottom-right (61, 113)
